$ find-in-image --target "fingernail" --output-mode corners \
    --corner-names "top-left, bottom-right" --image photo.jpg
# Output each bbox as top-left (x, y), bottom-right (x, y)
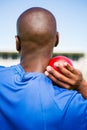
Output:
top-left (54, 62), bottom-right (59, 67)
top-left (64, 62), bottom-right (68, 66)
top-left (46, 66), bottom-right (52, 71)
top-left (44, 71), bottom-right (49, 76)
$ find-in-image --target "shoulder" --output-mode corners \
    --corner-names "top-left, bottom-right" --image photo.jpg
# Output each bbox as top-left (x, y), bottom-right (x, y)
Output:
top-left (52, 87), bottom-right (87, 125)
top-left (53, 86), bottom-right (87, 107)
top-left (0, 65), bottom-right (20, 80)
top-left (0, 65), bottom-right (5, 69)
top-left (0, 65), bottom-right (15, 72)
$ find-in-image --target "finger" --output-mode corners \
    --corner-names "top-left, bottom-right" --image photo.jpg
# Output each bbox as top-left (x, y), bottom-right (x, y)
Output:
top-left (45, 66), bottom-right (74, 85)
top-left (63, 62), bottom-right (78, 74)
top-left (64, 63), bottom-right (83, 80)
top-left (54, 63), bottom-right (74, 78)
top-left (46, 66), bottom-right (66, 79)
top-left (45, 71), bottom-right (71, 89)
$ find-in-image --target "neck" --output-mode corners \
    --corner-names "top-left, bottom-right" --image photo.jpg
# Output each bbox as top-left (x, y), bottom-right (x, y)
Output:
top-left (20, 55), bottom-right (52, 73)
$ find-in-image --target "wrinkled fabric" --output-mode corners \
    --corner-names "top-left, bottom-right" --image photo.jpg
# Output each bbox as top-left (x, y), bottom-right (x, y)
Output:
top-left (0, 64), bottom-right (87, 130)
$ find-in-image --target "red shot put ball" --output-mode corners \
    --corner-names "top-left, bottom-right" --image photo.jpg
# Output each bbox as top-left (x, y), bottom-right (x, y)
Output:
top-left (49, 56), bottom-right (73, 73)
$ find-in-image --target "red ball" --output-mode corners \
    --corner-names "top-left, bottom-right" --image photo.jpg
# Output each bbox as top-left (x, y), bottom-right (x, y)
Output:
top-left (49, 56), bottom-right (73, 73)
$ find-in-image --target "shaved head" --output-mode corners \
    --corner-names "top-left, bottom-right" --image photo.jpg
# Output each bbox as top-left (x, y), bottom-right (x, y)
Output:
top-left (16, 7), bottom-right (59, 70)
top-left (17, 7), bottom-right (56, 39)
top-left (17, 7), bottom-right (57, 43)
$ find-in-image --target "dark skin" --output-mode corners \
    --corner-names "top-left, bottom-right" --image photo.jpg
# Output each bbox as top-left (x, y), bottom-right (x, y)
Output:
top-left (45, 62), bottom-right (87, 98)
top-left (16, 7), bottom-right (59, 73)
top-left (15, 7), bottom-right (87, 98)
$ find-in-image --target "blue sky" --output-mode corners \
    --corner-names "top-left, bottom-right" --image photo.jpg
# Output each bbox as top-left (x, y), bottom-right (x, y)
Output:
top-left (0, 0), bottom-right (87, 53)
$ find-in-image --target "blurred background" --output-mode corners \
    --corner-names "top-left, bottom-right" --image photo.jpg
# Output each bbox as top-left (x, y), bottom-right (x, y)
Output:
top-left (0, 0), bottom-right (87, 80)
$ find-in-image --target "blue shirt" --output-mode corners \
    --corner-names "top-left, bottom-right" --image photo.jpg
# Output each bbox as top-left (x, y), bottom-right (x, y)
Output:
top-left (0, 64), bottom-right (87, 130)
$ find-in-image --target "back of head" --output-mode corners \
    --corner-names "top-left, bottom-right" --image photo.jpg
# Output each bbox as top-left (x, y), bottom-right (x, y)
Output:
top-left (16, 7), bottom-right (58, 56)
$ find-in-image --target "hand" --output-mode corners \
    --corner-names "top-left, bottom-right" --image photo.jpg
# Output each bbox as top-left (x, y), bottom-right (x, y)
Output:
top-left (45, 62), bottom-right (87, 98)
top-left (45, 62), bottom-right (83, 89)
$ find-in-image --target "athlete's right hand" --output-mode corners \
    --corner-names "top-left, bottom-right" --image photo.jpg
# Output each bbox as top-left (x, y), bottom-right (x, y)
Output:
top-left (45, 62), bottom-right (87, 98)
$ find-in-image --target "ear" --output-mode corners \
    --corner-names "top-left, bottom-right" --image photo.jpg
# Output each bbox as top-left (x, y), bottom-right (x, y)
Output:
top-left (15, 36), bottom-right (21, 52)
top-left (55, 32), bottom-right (59, 47)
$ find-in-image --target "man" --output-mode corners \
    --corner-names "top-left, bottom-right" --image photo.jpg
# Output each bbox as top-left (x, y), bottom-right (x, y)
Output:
top-left (0, 7), bottom-right (87, 130)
